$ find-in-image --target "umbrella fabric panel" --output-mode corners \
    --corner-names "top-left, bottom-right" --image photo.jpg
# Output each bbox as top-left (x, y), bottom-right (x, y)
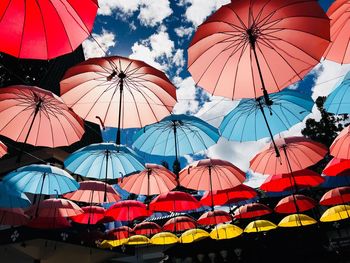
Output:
top-left (325, 72), bottom-right (350, 114)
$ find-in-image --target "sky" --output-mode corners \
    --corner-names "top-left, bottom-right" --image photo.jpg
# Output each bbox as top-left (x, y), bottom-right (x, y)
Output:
top-left (82, 0), bottom-right (350, 187)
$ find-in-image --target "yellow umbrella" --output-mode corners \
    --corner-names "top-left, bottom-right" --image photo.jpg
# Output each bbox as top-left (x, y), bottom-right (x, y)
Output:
top-left (126, 235), bottom-right (150, 245)
top-left (99, 238), bottom-right (129, 249)
top-left (320, 205), bottom-right (350, 222)
top-left (150, 232), bottom-right (179, 245)
top-left (278, 214), bottom-right (317, 227)
top-left (210, 224), bottom-right (243, 240)
top-left (179, 229), bottom-right (209, 244)
top-left (244, 220), bottom-right (277, 233)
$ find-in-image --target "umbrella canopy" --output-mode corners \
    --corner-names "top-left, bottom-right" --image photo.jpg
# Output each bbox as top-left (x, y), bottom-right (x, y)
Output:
top-left (105, 226), bottom-right (134, 241)
top-left (27, 216), bottom-right (71, 229)
top-left (64, 181), bottom-right (121, 204)
top-left (100, 239), bottom-right (128, 248)
top-left (274, 195), bottom-right (317, 214)
top-left (0, 208), bottom-right (29, 226)
top-left (70, 206), bottom-right (105, 225)
top-left (64, 143), bottom-right (145, 180)
top-left (179, 229), bottom-right (209, 244)
top-left (244, 220), bottom-right (277, 233)
top-left (220, 89), bottom-right (313, 142)
top-left (250, 137), bottom-right (327, 175)
top-left (0, 85), bottom-right (84, 147)
top-left (260, 169), bottom-right (324, 193)
top-left (0, 141), bottom-right (7, 158)
top-left (197, 210), bottom-right (232, 226)
top-left (234, 203), bottom-right (273, 219)
top-left (163, 216), bottom-right (198, 232)
top-left (126, 235), bottom-right (150, 245)
top-left (105, 200), bottom-right (150, 221)
top-left (3, 164), bottom-right (79, 195)
top-left (200, 185), bottom-right (257, 207)
top-left (330, 125), bottom-right (350, 159)
top-left (278, 214), bottom-right (317, 227)
top-left (27, 198), bottom-right (83, 218)
top-left (0, 0), bottom-right (98, 60)
top-left (0, 182), bottom-right (31, 208)
top-left (119, 164), bottom-right (177, 195)
top-left (133, 222), bottom-right (161, 236)
top-left (325, 72), bottom-right (350, 114)
top-left (320, 187), bottom-right (350, 206)
top-left (150, 232), bottom-right (178, 245)
top-left (320, 205), bottom-right (350, 222)
top-left (179, 159), bottom-right (245, 192)
top-left (323, 158), bottom-right (350, 176)
top-left (210, 224), bottom-right (243, 240)
top-left (323, 0), bottom-right (350, 64)
top-left (188, 0), bottom-right (329, 100)
top-left (149, 191), bottom-right (201, 212)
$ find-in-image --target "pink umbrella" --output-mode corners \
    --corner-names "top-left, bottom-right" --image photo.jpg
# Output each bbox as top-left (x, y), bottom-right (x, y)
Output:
top-left (250, 137), bottom-right (327, 175)
top-left (0, 208), bottom-right (29, 226)
top-left (27, 198), bottom-right (83, 218)
top-left (0, 141), bottom-right (7, 158)
top-left (70, 206), bottom-right (105, 225)
top-left (0, 85), bottom-right (84, 148)
top-left (119, 164), bottom-right (177, 195)
top-left (105, 200), bottom-right (150, 222)
top-left (274, 195), bottom-right (317, 214)
top-left (197, 210), bottom-right (232, 226)
top-left (149, 191), bottom-right (201, 212)
top-left (163, 216), bottom-right (198, 232)
top-left (133, 222), bottom-right (162, 236)
top-left (64, 181), bottom-right (121, 204)
top-left (330, 125), bottom-right (350, 159)
top-left (60, 56), bottom-right (177, 145)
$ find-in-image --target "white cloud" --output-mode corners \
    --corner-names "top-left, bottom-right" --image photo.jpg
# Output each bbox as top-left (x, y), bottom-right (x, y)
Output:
top-left (82, 29), bottom-right (116, 59)
top-left (174, 26), bottom-right (194, 38)
top-left (98, 0), bottom-right (140, 16)
top-left (173, 77), bottom-right (200, 114)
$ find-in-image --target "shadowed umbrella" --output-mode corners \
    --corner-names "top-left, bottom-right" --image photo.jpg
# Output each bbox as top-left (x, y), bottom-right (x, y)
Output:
top-left (133, 222), bottom-right (161, 236)
top-left (325, 72), bottom-right (350, 114)
top-left (274, 194), bottom-right (316, 214)
top-left (0, 208), bottom-right (29, 226)
top-left (179, 229), bottom-right (209, 244)
top-left (320, 205), bottom-right (350, 222)
top-left (0, 141), bottom-right (7, 158)
top-left (0, 182), bottom-right (31, 208)
top-left (323, 158), bottom-right (350, 176)
top-left (150, 232), bottom-right (178, 245)
top-left (330, 125), bottom-right (350, 159)
top-left (149, 191), bottom-right (201, 212)
top-left (234, 203), bottom-right (272, 219)
top-left (106, 226), bottom-right (134, 241)
top-left (27, 198), bottom-right (83, 218)
top-left (197, 210), bottom-right (232, 226)
top-left (60, 56), bottom-right (177, 146)
top-left (278, 214), bottom-right (317, 227)
top-left (105, 200), bottom-right (150, 222)
top-left (244, 220), bottom-right (277, 233)
top-left (70, 206), bottom-right (105, 225)
top-left (210, 224), bottom-right (243, 240)
top-left (27, 216), bottom-right (71, 229)
top-left (163, 216), bottom-right (198, 232)
top-left (320, 187), bottom-right (350, 206)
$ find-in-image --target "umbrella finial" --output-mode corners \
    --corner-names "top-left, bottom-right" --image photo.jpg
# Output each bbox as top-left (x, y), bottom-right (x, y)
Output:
top-left (106, 70), bottom-right (117, 81)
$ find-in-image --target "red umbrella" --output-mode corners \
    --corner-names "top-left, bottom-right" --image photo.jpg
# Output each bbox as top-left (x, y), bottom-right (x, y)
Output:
top-left (70, 206), bottom-right (105, 225)
top-left (197, 210), bottom-right (232, 226)
top-left (133, 222), bottom-right (162, 236)
top-left (0, 0), bottom-right (98, 60)
top-left (64, 181), bottom-right (121, 204)
top-left (260, 169), bottom-right (324, 193)
top-left (106, 226), bottom-right (134, 240)
top-left (234, 203), bottom-right (272, 219)
top-left (200, 185), bottom-right (257, 207)
top-left (0, 85), bottom-right (84, 148)
top-left (0, 208), bottom-right (29, 226)
top-left (323, 0), bottom-right (350, 64)
top-left (0, 141), bottom-right (7, 158)
top-left (149, 191), bottom-right (201, 212)
top-left (105, 200), bottom-right (150, 221)
top-left (320, 187), bottom-right (350, 206)
top-left (163, 216), bottom-right (197, 232)
top-left (119, 164), bottom-right (177, 195)
top-left (250, 137), bottom-right (327, 175)
top-left (330, 126), bottom-right (350, 159)
top-left (323, 158), bottom-right (350, 176)
top-left (27, 216), bottom-right (71, 229)
top-left (275, 195), bottom-right (317, 214)
top-left (27, 198), bottom-right (83, 218)
top-left (60, 56), bottom-right (177, 145)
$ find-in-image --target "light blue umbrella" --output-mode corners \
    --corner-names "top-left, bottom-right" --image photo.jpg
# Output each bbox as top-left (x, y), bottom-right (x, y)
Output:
top-left (325, 71), bottom-right (350, 114)
top-left (220, 89), bottom-right (313, 142)
top-left (64, 143), bottom-right (145, 180)
top-left (3, 164), bottom-right (78, 195)
top-left (0, 182), bottom-right (31, 208)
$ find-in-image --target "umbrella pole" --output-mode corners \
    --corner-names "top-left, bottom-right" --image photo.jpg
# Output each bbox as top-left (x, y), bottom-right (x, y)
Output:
top-left (104, 150), bottom-right (109, 202)
top-left (35, 173), bottom-right (46, 218)
top-left (116, 72), bottom-right (126, 147)
top-left (172, 121), bottom-right (180, 180)
top-left (209, 166), bottom-right (215, 212)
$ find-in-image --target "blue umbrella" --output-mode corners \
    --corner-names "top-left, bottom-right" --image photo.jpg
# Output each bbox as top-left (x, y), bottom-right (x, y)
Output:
top-left (64, 143), bottom-right (145, 180)
top-left (220, 89), bottom-right (313, 142)
top-left (324, 71), bottom-right (350, 114)
top-left (0, 182), bottom-right (31, 208)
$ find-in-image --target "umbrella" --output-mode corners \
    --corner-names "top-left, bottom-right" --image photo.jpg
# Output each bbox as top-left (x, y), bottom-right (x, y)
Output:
top-left (119, 164), bottom-right (177, 196)
top-left (179, 229), bottom-right (209, 244)
top-left (320, 187), bottom-right (350, 206)
top-left (244, 220), bottom-right (277, 233)
top-left (60, 56), bottom-right (177, 146)
top-left (200, 184), bottom-right (257, 207)
top-left (105, 226), bottom-right (134, 241)
top-left (321, 175), bottom-right (350, 188)
top-left (323, 158), bottom-right (350, 176)
top-left (0, 208), bottom-right (29, 226)
top-left (100, 239), bottom-right (128, 248)
top-left (133, 222), bottom-right (161, 236)
top-left (105, 200), bottom-right (150, 222)
top-left (150, 232), bottom-right (178, 245)
top-left (70, 206), bottom-right (105, 225)
top-left (324, 72), bottom-right (350, 114)
top-left (63, 181), bottom-right (121, 204)
top-left (323, 0), bottom-right (350, 64)
top-left (274, 195), bottom-right (316, 214)
top-left (0, 0), bottom-right (98, 59)
top-left (0, 182), bottom-right (31, 208)
top-left (0, 141), bottom-right (7, 158)
top-left (320, 205), bottom-right (350, 222)
top-left (149, 191), bottom-right (201, 212)
top-left (330, 125), bottom-right (350, 159)
top-left (210, 224), bottom-right (243, 240)
top-left (278, 214), bottom-right (317, 227)
top-left (27, 198), bottom-right (83, 218)
top-left (126, 235), bottom-right (150, 246)
top-left (197, 210), bottom-right (232, 226)
top-left (234, 203), bottom-right (272, 219)
top-left (163, 216), bottom-right (198, 232)
top-left (220, 89), bottom-right (314, 142)
top-left (250, 137), bottom-right (327, 175)
top-left (27, 216), bottom-right (71, 229)
top-left (260, 169), bottom-right (324, 193)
